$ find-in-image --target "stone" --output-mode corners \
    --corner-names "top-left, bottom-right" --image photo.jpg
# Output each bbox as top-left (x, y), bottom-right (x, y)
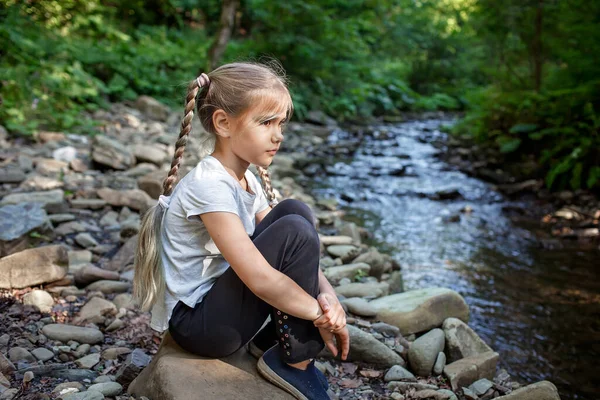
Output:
top-left (443, 351), bottom-right (499, 391)
top-left (97, 188), bottom-right (155, 213)
top-left (0, 189), bottom-right (64, 210)
top-left (132, 144), bottom-right (167, 166)
top-left (433, 352), bottom-right (446, 375)
top-left (22, 290), bottom-right (54, 313)
top-left (84, 280), bottom-right (131, 294)
top-left (137, 170), bottom-right (164, 199)
top-left (469, 378), bottom-right (494, 396)
top-left (335, 282), bottom-right (390, 299)
top-left (413, 390), bottom-right (450, 400)
top-left (387, 382), bottom-right (439, 393)
top-left (326, 244), bottom-right (359, 262)
top-left (135, 96), bottom-right (170, 121)
top-left (70, 199), bottom-right (107, 210)
top-left (74, 297), bottom-right (117, 325)
top-left (0, 353), bottom-right (15, 375)
top-left (74, 265), bottom-right (120, 287)
top-left (408, 329), bottom-right (445, 376)
top-left (324, 263), bottom-right (370, 284)
top-left (41, 324), bottom-right (104, 345)
top-left (339, 221), bottom-right (362, 244)
top-left (74, 233), bottom-right (99, 248)
top-left (0, 371), bottom-right (10, 388)
top-left (116, 349), bottom-right (152, 388)
top-left (102, 347), bottom-right (131, 360)
top-left (106, 319), bottom-right (124, 332)
top-left (8, 347), bottom-right (36, 363)
top-left (32, 347), bottom-right (55, 362)
top-left (87, 382), bottom-right (123, 397)
top-left (341, 297), bottom-right (378, 317)
top-left (318, 235), bottom-right (354, 246)
top-left (52, 382), bottom-right (85, 394)
top-left (384, 365), bottom-right (416, 382)
top-left (341, 325), bottom-right (404, 367)
top-left (52, 146), bottom-right (77, 162)
top-left (20, 176), bottom-right (64, 190)
top-left (353, 248), bottom-right (387, 279)
top-left (112, 293), bottom-right (135, 310)
top-left (35, 158), bottom-right (68, 176)
top-left (62, 391), bottom-right (105, 400)
top-left (443, 317), bottom-right (493, 363)
top-left (0, 245), bottom-right (68, 289)
top-left (372, 322), bottom-right (400, 337)
top-left (55, 221), bottom-right (86, 236)
top-left (92, 135), bottom-right (135, 170)
top-left (68, 250), bottom-right (93, 273)
top-left (0, 389), bottom-right (18, 400)
top-left (494, 381), bottom-right (560, 400)
top-left (0, 168), bottom-right (25, 183)
top-left (369, 288), bottom-right (469, 335)
top-left (0, 203), bottom-right (50, 242)
top-left (127, 334), bottom-right (293, 400)
top-left (74, 353), bottom-right (100, 369)
top-left (462, 387), bottom-right (477, 400)
top-left (105, 235), bottom-right (137, 271)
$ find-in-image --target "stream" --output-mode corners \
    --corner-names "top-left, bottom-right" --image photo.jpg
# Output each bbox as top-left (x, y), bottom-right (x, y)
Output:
top-left (308, 119), bottom-right (600, 400)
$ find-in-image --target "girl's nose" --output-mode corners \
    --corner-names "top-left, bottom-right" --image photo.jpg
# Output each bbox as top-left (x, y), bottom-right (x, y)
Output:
top-left (273, 129), bottom-right (284, 143)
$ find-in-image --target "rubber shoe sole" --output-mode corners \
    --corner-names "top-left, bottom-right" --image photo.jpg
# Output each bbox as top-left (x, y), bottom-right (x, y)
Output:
top-left (257, 356), bottom-right (310, 400)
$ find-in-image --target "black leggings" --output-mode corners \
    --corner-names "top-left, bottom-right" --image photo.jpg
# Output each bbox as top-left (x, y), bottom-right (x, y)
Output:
top-left (168, 199), bottom-right (325, 363)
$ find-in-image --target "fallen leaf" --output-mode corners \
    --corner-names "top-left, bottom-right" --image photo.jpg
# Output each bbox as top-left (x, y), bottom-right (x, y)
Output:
top-left (342, 362), bottom-right (358, 375)
top-left (339, 378), bottom-right (362, 388)
top-left (359, 369), bottom-right (383, 378)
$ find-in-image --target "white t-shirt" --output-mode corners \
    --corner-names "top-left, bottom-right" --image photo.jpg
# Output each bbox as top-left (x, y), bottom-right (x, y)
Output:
top-left (150, 155), bottom-right (270, 332)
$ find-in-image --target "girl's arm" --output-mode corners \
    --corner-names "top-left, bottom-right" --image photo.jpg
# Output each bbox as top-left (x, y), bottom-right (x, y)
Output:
top-left (200, 211), bottom-right (323, 321)
top-left (255, 206), bottom-right (272, 225)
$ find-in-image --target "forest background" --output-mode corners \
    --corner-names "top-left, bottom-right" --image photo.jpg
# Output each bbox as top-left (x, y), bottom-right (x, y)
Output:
top-left (1, 0), bottom-right (599, 192)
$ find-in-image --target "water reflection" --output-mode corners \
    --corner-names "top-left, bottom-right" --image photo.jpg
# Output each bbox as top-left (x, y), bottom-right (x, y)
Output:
top-left (310, 120), bottom-right (600, 400)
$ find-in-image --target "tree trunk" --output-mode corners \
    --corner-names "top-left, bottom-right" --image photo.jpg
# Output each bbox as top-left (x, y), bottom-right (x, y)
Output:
top-left (204, 0), bottom-right (239, 73)
top-left (532, 0), bottom-right (543, 91)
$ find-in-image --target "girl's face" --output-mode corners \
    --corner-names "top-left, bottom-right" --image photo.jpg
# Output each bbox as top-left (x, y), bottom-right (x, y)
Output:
top-left (228, 96), bottom-right (290, 168)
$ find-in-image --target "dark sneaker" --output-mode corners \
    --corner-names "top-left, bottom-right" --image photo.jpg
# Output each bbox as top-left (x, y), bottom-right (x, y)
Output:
top-left (257, 345), bottom-right (330, 400)
top-left (248, 341), bottom-right (329, 390)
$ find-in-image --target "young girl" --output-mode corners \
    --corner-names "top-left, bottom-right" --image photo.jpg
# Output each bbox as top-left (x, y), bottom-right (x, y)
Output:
top-left (133, 62), bottom-right (350, 400)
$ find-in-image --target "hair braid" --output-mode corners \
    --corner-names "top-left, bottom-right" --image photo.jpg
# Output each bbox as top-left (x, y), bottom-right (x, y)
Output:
top-left (162, 74), bottom-right (209, 196)
top-left (257, 166), bottom-right (278, 207)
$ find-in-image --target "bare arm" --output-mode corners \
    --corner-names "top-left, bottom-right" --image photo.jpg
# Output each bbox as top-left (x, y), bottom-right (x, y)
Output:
top-left (255, 205), bottom-right (272, 225)
top-left (200, 211), bottom-right (323, 321)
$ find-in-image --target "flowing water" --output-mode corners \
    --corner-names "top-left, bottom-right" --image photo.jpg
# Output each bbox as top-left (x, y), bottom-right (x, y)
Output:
top-left (308, 119), bottom-right (600, 400)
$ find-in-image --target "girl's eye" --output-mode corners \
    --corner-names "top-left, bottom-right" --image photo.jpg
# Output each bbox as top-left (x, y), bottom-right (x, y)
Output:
top-left (262, 120), bottom-right (272, 126)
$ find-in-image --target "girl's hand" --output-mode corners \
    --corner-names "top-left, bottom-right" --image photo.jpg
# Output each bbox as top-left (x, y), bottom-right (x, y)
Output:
top-left (318, 326), bottom-right (350, 361)
top-left (314, 292), bottom-right (346, 332)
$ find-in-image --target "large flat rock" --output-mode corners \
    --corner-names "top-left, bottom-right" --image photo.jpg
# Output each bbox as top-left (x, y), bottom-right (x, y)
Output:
top-left (0, 245), bottom-right (68, 289)
top-left (443, 351), bottom-right (499, 391)
top-left (369, 287), bottom-right (469, 335)
top-left (128, 333), bottom-right (294, 400)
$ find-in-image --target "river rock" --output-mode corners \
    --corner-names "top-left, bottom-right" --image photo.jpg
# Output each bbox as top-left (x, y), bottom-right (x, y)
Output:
top-left (74, 353), bottom-right (100, 369)
top-left (96, 188), bottom-right (155, 212)
top-left (74, 297), bottom-right (117, 325)
top-left (324, 263), bottom-right (370, 284)
top-left (353, 248), bottom-right (386, 279)
top-left (335, 282), bottom-right (390, 299)
top-left (343, 325), bottom-right (404, 367)
top-left (326, 244), bottom-right (360, 262)
top-left (0, 167), bottom-right (25, 183)
top-left (319, 235), bottom-right (354, 246)
top-left (443, 351), bottom-right (499, 391)
top-left (52, 382), bottom-right (85, 394)
top-left (0, 389), bottom-right (18, 400)
top-left (62, 391), bottom-right (105, 400)
top-left (52, 146), bottom-right (77, 163)
top-left (31, 347), bottom-right (54, 362)
top-left (91, 136), bottom-right (135, 170)
top-left (341, 297), bottom-right (378, 317)
top-left (408, 329), bottom-right (445, 376)
top-left (112, 293), bottom-right (135, 310)
top-left (433, 352), bottom-right (446, 375)
top-left (42, 325), bottom-right (104, 345)
top-left (132, 144), bottom-right (167, 166)
top-left (74, 265), bottom-right (120, 287)
top-left (0, 353), bottom-right (15, 375)
top-left (74, 233), bottom-right (99, 248)
top-left (494, 381), bottom-right (560, 400)
top-left (8, 347), bottom-right (36, 363)
top-left (384, 365), bottom-right (416, 382)
top-left (469, 378), bottom-right (494, 396)
top-left (102, 347), bottom-right (131, 360)
top-left (105, 235), bottom-right (137, 271)
top-left (22, 290), bottom-right (54, 313)
top-left (84, 280), bottom-right (131, 294)
top-left (128, 333), bottom-right (293, 400)
top-left (21, 176), bottom-right (64, 190)
top-left (70, 199), bottom-right (107, 210)
top-left (137, 170), bottom-right (164, 199)
top-left (0, 245), bottom-right (68, 289)
top-left (135, 96), bottom-right (170, 121)
top-left (0, 203), bottom-right (49, 241)
top-left (87, 382), bottom-right (123, 397)
top-left (443, 317), bottom-right (493, 363)
top-left (0, 189), bottom-right (64, 210)
top-left (369, 287), bottom-right (469, 335)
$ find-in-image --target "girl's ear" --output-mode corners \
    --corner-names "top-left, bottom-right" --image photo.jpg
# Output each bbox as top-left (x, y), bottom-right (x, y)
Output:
top-left (213, 109), bottom-right (232, 138)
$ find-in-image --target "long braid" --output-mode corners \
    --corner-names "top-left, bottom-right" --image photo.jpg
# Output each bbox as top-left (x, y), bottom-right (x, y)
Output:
top-left (162, 73), bottom-right (210, 196)
top-left (257, 166), bottom-right (279, 207)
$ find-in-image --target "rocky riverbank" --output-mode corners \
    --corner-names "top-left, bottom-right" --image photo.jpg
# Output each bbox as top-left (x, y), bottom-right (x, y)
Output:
top-left (431, 129), bottom-right (600, 250)
top-left (0, 99), bottom-right (561, 399)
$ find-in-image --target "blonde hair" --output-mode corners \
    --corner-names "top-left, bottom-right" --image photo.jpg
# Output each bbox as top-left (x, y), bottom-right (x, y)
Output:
top-left (133, 61), bottom-right (293, 312)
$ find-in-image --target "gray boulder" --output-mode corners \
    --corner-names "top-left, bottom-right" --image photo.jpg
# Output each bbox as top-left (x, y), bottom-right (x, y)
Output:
top-left (0, 203), bottom-right (49, 241)
top-left (494, 381), bottom-right (560, 400)
top-left (0, 245), bottom-right (68, 289)
top-left (408, 329), bottom-right (445, 376)
top-left (443, 317), bottom-right (493, 363)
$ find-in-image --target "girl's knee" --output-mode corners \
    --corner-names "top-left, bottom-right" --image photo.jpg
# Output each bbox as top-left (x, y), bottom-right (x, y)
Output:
top-left (277, 199), bottom-right (316, 226)
top-left (279, 214), bottom-right (319, 246)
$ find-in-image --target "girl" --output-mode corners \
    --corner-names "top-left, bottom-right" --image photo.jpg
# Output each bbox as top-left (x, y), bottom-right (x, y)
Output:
top-left (133, 62), bottom-right (350, 400)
